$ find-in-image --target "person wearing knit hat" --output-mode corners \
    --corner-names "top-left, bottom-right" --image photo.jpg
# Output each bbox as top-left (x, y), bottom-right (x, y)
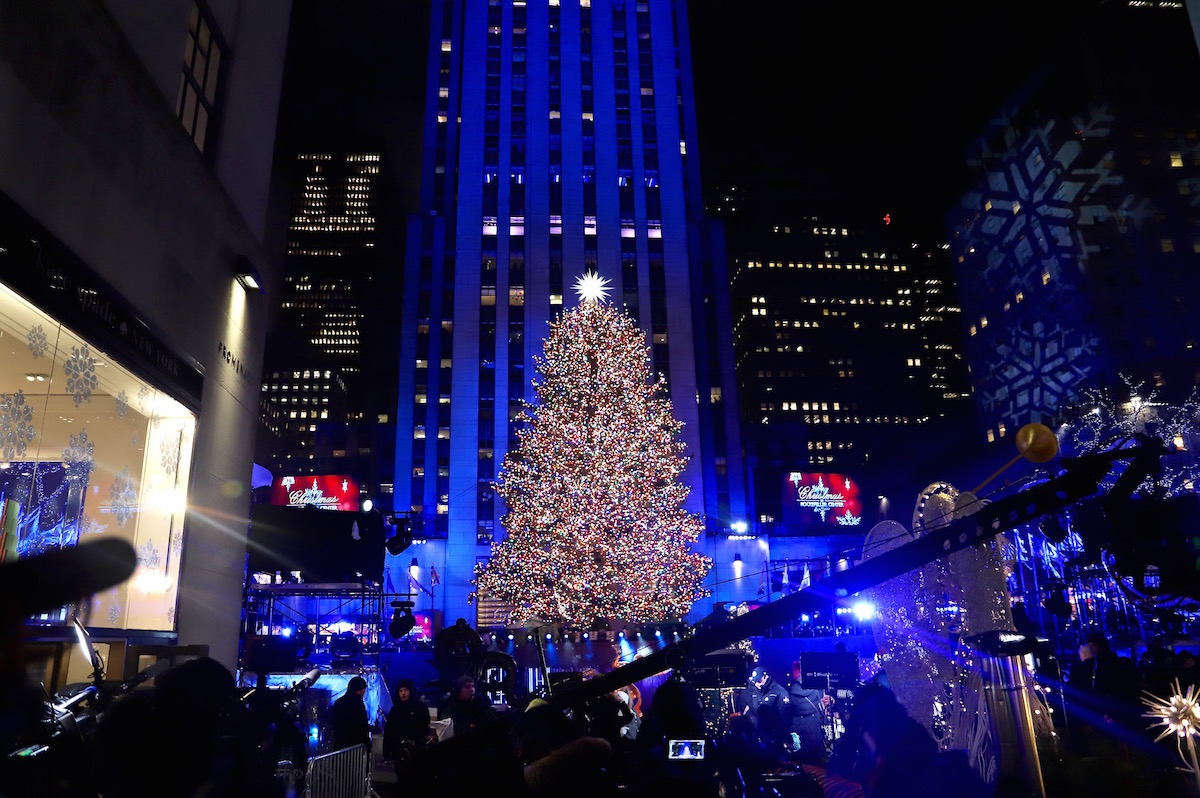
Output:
top-left (447, 672), bottom-right (495, 736)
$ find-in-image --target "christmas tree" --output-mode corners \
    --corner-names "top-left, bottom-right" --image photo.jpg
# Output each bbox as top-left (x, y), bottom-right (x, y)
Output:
top-left (472, 272), bottom-right (711, 628)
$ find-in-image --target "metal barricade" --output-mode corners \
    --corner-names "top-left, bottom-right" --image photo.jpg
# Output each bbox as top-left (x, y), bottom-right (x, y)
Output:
top-left (304, 743), bottom-right (372, 798)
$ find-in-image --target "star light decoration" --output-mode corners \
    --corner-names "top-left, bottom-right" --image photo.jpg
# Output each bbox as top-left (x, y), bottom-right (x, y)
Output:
top-left (573, 270), bottom-right (612, 304)
top-left (1144, 678), bottom-right (1200, 790)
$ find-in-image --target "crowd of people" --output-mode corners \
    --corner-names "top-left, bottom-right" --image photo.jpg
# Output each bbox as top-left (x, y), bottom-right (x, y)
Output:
top-left (9, 603), bottom-right (1200, 797)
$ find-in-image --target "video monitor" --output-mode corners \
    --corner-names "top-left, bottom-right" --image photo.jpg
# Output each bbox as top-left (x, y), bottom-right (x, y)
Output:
top-left (667, 739), bottom-right (706, 760)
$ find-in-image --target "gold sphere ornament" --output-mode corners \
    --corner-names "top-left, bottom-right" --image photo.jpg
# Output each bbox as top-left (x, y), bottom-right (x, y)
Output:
top-left (1015, 422), bottom-right (1058, 463)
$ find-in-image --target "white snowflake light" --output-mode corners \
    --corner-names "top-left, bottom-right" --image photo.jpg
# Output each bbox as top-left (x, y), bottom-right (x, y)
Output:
top-left (573, 271), bottom-right (612, 304)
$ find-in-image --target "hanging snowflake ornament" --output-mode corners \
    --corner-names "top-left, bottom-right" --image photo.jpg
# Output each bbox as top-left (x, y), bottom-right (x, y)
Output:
top-left (108, 467), bottom-right (139, 527)
top-left (159, 430), bottom-right (181, 478)
top-left (62, 428), bottom-right (95, 474)
top-left (27, 324), bottom-right (49, 358)
top-left (0, 390), bottom-right (37, 460)
top-left (137, 540), bottom-right (161, 570)
top-left (63, 344), bottom-right (98, 407)
top-left (115, 390), bottom-right (129, 419)
top-left (137, 386), bottom-right (151, 412)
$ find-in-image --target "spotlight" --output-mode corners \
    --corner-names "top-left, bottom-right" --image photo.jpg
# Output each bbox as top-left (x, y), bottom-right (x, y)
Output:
top-left (733, 553), bottom-right (742, 562)
top-left (508, 632), bottom-right (514, 641)
top-left (331, 630), bottom-right (362, 664)
top-left (386, 515), bottom-right (414, 556)
top-left (655, 629), bottom-right (662, 638)
top-left (410, 557), bottom-right (419, 569)
top-left (388, 600), bottom-right (416, 638)
top-left (234, 256), bottom-right (264, 294)
top-left (582, 631), bottom-right (589, 640)
top-left (545, 632), bottom-right (553, 641)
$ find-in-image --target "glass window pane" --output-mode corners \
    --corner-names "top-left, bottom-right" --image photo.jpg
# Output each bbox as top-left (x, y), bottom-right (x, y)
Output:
top-left (181, 84), bottom-right (197, 134)
top-left (0, 283), bottom-right (195, 634)
top-left (204, 46), bottom-right (220, 103)
top-left (194, 104), bottom-right (208, 153)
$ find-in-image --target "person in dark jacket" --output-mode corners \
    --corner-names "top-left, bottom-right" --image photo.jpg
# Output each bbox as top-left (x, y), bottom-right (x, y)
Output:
top-left (329, 675), bottom-right (371, 751)
top-left (383, 677), bottom-right (431, 770)
top-left (446, 674), bottom-right (497, 737)
top-left (785, 660), bottom-right (830, 764)
top-left (739, 664), bottom-right (791, 754)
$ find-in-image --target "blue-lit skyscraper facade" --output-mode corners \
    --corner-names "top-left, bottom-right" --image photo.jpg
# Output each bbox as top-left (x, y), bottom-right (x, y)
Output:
top-left (395, 0), bottom-right (748, 627)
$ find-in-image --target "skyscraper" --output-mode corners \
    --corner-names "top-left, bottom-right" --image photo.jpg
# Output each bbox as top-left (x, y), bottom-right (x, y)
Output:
top-left (258, 148), bottom-right (402, 499)
top-left (396, 0), bottom-right (748, 626)
top-left (729, 217), bottom-right (971, 536)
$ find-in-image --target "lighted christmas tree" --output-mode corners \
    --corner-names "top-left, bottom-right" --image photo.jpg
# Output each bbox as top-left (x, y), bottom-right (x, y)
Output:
top-left (472, 272), bottom-right (711, 628)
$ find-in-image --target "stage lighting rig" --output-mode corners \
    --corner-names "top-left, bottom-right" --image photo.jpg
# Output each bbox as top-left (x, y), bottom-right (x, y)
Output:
top-left (385, 513), bottom-right (416, 556)
top-left (389, 600), bottom-right (417, 638)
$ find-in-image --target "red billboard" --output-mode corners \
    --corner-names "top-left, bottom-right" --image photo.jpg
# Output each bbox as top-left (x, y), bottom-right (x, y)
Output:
top-left (782, 472), bottom-right (864, 532)
top-left (268, 474), bottom-right (362, 512)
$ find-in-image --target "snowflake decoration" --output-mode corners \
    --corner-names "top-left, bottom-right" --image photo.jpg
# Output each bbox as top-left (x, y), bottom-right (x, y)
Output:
top-left (108, 603), bottom-right (121, 625)
top-left (115, 390), bottom-right (129, 419)
top-left (167, 605), bottom-right (175, 626)
top-left (108, 468), bottom-right (139, 528)
top-left (573, 271), bottom-right (612, 304)
top-left (137, 386), bottom-right (151, 412)
top-left (0, 391), bottom-right (37, 460)
top-left (78, 513), bottom-right (106, 538)
top-left (27, 324), bottom-right (49, 358)
top-left (63, 344), bottom-right (98, 407)
top-left (159, 432), bottom-right (181, 478)
top-left (62, 428), bottom-right (95, 473)
top-left (137, 540), bottom-right (161, 570)
top-left (170, 530), bottom-right (184, 557)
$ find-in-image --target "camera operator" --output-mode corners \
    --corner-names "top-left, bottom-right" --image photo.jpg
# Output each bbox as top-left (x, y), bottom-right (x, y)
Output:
top-left (1, 539), bottom-right (138, 798)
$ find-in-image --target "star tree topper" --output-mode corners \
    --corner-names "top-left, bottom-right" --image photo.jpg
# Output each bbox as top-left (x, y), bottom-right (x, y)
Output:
top-left (573, 270), bottom-right (612, 304)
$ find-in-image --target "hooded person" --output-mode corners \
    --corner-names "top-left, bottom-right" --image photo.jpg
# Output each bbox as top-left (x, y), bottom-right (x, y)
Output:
top-left (383, 676), bottom-right (432, 767)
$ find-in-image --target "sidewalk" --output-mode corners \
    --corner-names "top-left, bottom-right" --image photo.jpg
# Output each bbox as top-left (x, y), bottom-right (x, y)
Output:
top-left (369, 736), bottom-right (399, 797)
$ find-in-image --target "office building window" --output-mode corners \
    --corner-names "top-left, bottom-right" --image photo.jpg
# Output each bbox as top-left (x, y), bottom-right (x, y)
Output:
top-left (176, 2), bottom-right (224, 154)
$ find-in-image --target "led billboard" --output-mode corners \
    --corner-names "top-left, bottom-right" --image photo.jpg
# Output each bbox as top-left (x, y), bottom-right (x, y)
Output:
top-left (781, 472), bottom-right (864, 533)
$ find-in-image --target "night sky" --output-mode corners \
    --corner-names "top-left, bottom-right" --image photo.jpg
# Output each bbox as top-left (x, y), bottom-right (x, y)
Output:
top-left (687, 2), bottom-right (1081, 240)
top-left (278, 2), bottom-right (1087, 241)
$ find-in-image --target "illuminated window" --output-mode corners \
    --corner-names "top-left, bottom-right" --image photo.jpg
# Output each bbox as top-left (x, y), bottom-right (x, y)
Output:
top-left (1171, 151), bottom-right (1184, 168)
top-left (176, 2), bottom-right (224, 154)
top-left (1161, 238), bottom-right (1174, 253)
